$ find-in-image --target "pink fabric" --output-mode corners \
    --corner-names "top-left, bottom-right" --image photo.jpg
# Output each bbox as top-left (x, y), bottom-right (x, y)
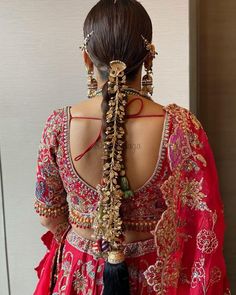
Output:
top-left (33, 102), bottom-right (231, 294)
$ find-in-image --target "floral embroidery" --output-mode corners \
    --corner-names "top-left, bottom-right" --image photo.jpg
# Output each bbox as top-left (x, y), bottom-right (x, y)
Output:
top-left (143, 104), bottom-right (230, 294)
top-left (34, 108), bottom-right (68, 217)
top-left (34, 104), bottom-right (231, 294)
top-left (73, 268), bottom-right (89, 293)
top-left (179, 177), bottom-right (210, 211)
top-left (58, 251), bottom-right (73, 292)
top-left (191, 257), bottom-right (206, 289)
top-left (196, 211), bottom-right (219, 254)
top-left (191, 257), bottom-right (223, 294)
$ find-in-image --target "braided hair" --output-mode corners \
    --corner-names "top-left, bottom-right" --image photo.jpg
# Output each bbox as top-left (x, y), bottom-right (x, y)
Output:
top-left (83, 1), bottom-right (153, 294)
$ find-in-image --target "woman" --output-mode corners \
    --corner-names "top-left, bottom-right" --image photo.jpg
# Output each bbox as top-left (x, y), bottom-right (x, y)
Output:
top-left (33, 0), bottom-right (231, 294)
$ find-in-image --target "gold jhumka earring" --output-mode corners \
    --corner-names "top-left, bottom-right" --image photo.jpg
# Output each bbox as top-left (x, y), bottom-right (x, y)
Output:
top-left (141, 35), bottom-right (158, 97)
top-left (79, 31), bottom-right (98, 99)
top-left (87, 68), bottom-right (98, 99)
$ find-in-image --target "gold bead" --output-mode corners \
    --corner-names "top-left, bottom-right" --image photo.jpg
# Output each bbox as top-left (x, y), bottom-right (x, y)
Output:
top-left (108, 250), bottom-right (125, 264)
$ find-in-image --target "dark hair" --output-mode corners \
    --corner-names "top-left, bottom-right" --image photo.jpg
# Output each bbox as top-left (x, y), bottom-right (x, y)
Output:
top-left (83, 1), bottom-right (153, 294)
top-left (83, 0), bottom-right (152, 82)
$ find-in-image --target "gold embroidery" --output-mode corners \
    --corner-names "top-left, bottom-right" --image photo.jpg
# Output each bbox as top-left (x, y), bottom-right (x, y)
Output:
top-left (196, 211), bottom-right (219, 254)
top-left (144, 103), bottom-right (225, 294)
top-left (191, 256), bottom-right (223, 293)
top-left (179, 177), bottom-right (210, 211)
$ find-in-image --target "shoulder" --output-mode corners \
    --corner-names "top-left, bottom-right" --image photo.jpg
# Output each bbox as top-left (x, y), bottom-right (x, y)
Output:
top-left (69, 98), bottom-right (101, 117)
top-left (40, 106), bottom-right (66, 143)
top-left (44, 106), bottom-right (65, 125)
top-left (164, 103), bottom-right (210, 170)
top-left (164, 102), bottom-right (205, 133)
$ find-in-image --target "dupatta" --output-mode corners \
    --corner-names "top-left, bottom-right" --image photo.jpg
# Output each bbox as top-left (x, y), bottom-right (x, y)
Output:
top-left (143, 103), bottom-right (231, 295)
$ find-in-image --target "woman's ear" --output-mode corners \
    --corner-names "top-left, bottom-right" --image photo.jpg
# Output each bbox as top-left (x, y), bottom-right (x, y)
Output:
top-left (83, 50), bottom-right (94, 71)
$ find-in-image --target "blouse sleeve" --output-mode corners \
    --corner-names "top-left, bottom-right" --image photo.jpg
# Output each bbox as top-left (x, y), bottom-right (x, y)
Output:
top-left (34, 108), bottom-right (68, 218)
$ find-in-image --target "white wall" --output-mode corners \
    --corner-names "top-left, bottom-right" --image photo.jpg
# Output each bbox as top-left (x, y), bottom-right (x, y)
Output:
top-left (0, 1), bottom-right (189, 294)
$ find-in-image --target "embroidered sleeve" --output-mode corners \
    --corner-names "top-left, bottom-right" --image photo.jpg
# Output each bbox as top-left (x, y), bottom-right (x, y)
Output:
top-left (143, 105), bottom-right (231, 295)
top-left (34, 109), bottom-right (68, 218)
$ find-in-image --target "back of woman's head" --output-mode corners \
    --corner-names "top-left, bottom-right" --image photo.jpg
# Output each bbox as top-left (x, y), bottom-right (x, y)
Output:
top-left (83, 0), bottom-right (152, 81)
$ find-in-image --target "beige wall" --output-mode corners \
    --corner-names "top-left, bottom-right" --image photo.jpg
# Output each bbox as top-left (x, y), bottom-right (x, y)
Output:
top-left (0, 1), bottom-right (190, 294)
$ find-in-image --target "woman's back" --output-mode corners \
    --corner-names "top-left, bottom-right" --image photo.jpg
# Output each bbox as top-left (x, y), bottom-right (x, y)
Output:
top-left (60, 96), bottom-right (170, 243)
top-left (69, 96), bottom-right (166, 194)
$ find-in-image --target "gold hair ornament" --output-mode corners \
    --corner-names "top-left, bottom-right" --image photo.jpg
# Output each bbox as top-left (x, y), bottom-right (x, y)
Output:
top-left (108, 250), bottom-right (125, 264)
top-left (92, 60), bottom-right (133, 260)
top-left (79, 31), bottom-right (158, 56)
top-left (141, 35), bottom-right (158, 57)
top-left (79, 31), bottom-right (94, 52)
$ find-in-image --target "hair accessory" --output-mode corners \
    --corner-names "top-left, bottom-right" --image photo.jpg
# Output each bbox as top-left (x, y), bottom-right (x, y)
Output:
top-left (108, 250), bottom-right (125, 264)
top-left (107, 60), bottom-right (127, 94)
top-left (87, 68), bottom-right (98, 99)
top-left (140, 35), bottom-right (157, 97)
top-left (141, 35), bottom-right (158, 57)
top-left (79, 30), bottom-right (94, 52)
top-left (93, 59), bottom-right (129, 253)
top-left (141, 63), bottom-right (154, 97)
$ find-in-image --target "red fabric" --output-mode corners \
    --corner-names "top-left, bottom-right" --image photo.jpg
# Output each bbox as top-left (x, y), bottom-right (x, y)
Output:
top-left (33, 231), bottom-right (59, 295)
top-left (33, 103), bottom-right (231, 294)
top-left (35, 228), bottom-right (158, 295)
top-left (142, 104), bottom-right (231, 294)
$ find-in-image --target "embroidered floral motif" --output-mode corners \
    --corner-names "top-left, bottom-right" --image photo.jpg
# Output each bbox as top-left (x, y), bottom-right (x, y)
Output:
top-left (196, 211), bottom-right (219, 254)
top-left (196, 229), bottom-right (218, 254)
top-left (73, 267), bottom-right (89, 293)
top-left (191, 257), bottom-right (206, 289)
top-left (191, 257), bottom-right (223, 294)
top-left (179, 177), bottom-right (210, 211)
top-left (58, 251), bottom-right (73, 292)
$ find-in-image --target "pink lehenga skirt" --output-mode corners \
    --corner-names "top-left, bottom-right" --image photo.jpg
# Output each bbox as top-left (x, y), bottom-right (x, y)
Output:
top-left (34, 227), bottom-right (158, 295)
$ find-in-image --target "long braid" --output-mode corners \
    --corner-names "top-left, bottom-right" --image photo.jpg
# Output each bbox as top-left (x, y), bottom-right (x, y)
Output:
top-left (93, 60), bottom-right (131, 294)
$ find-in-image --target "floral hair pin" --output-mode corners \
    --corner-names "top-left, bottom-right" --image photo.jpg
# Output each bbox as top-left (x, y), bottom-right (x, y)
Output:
top-left (141, 35), bottom-right (158, 57)
top-left (79, 30), bottom-right (94, 52)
